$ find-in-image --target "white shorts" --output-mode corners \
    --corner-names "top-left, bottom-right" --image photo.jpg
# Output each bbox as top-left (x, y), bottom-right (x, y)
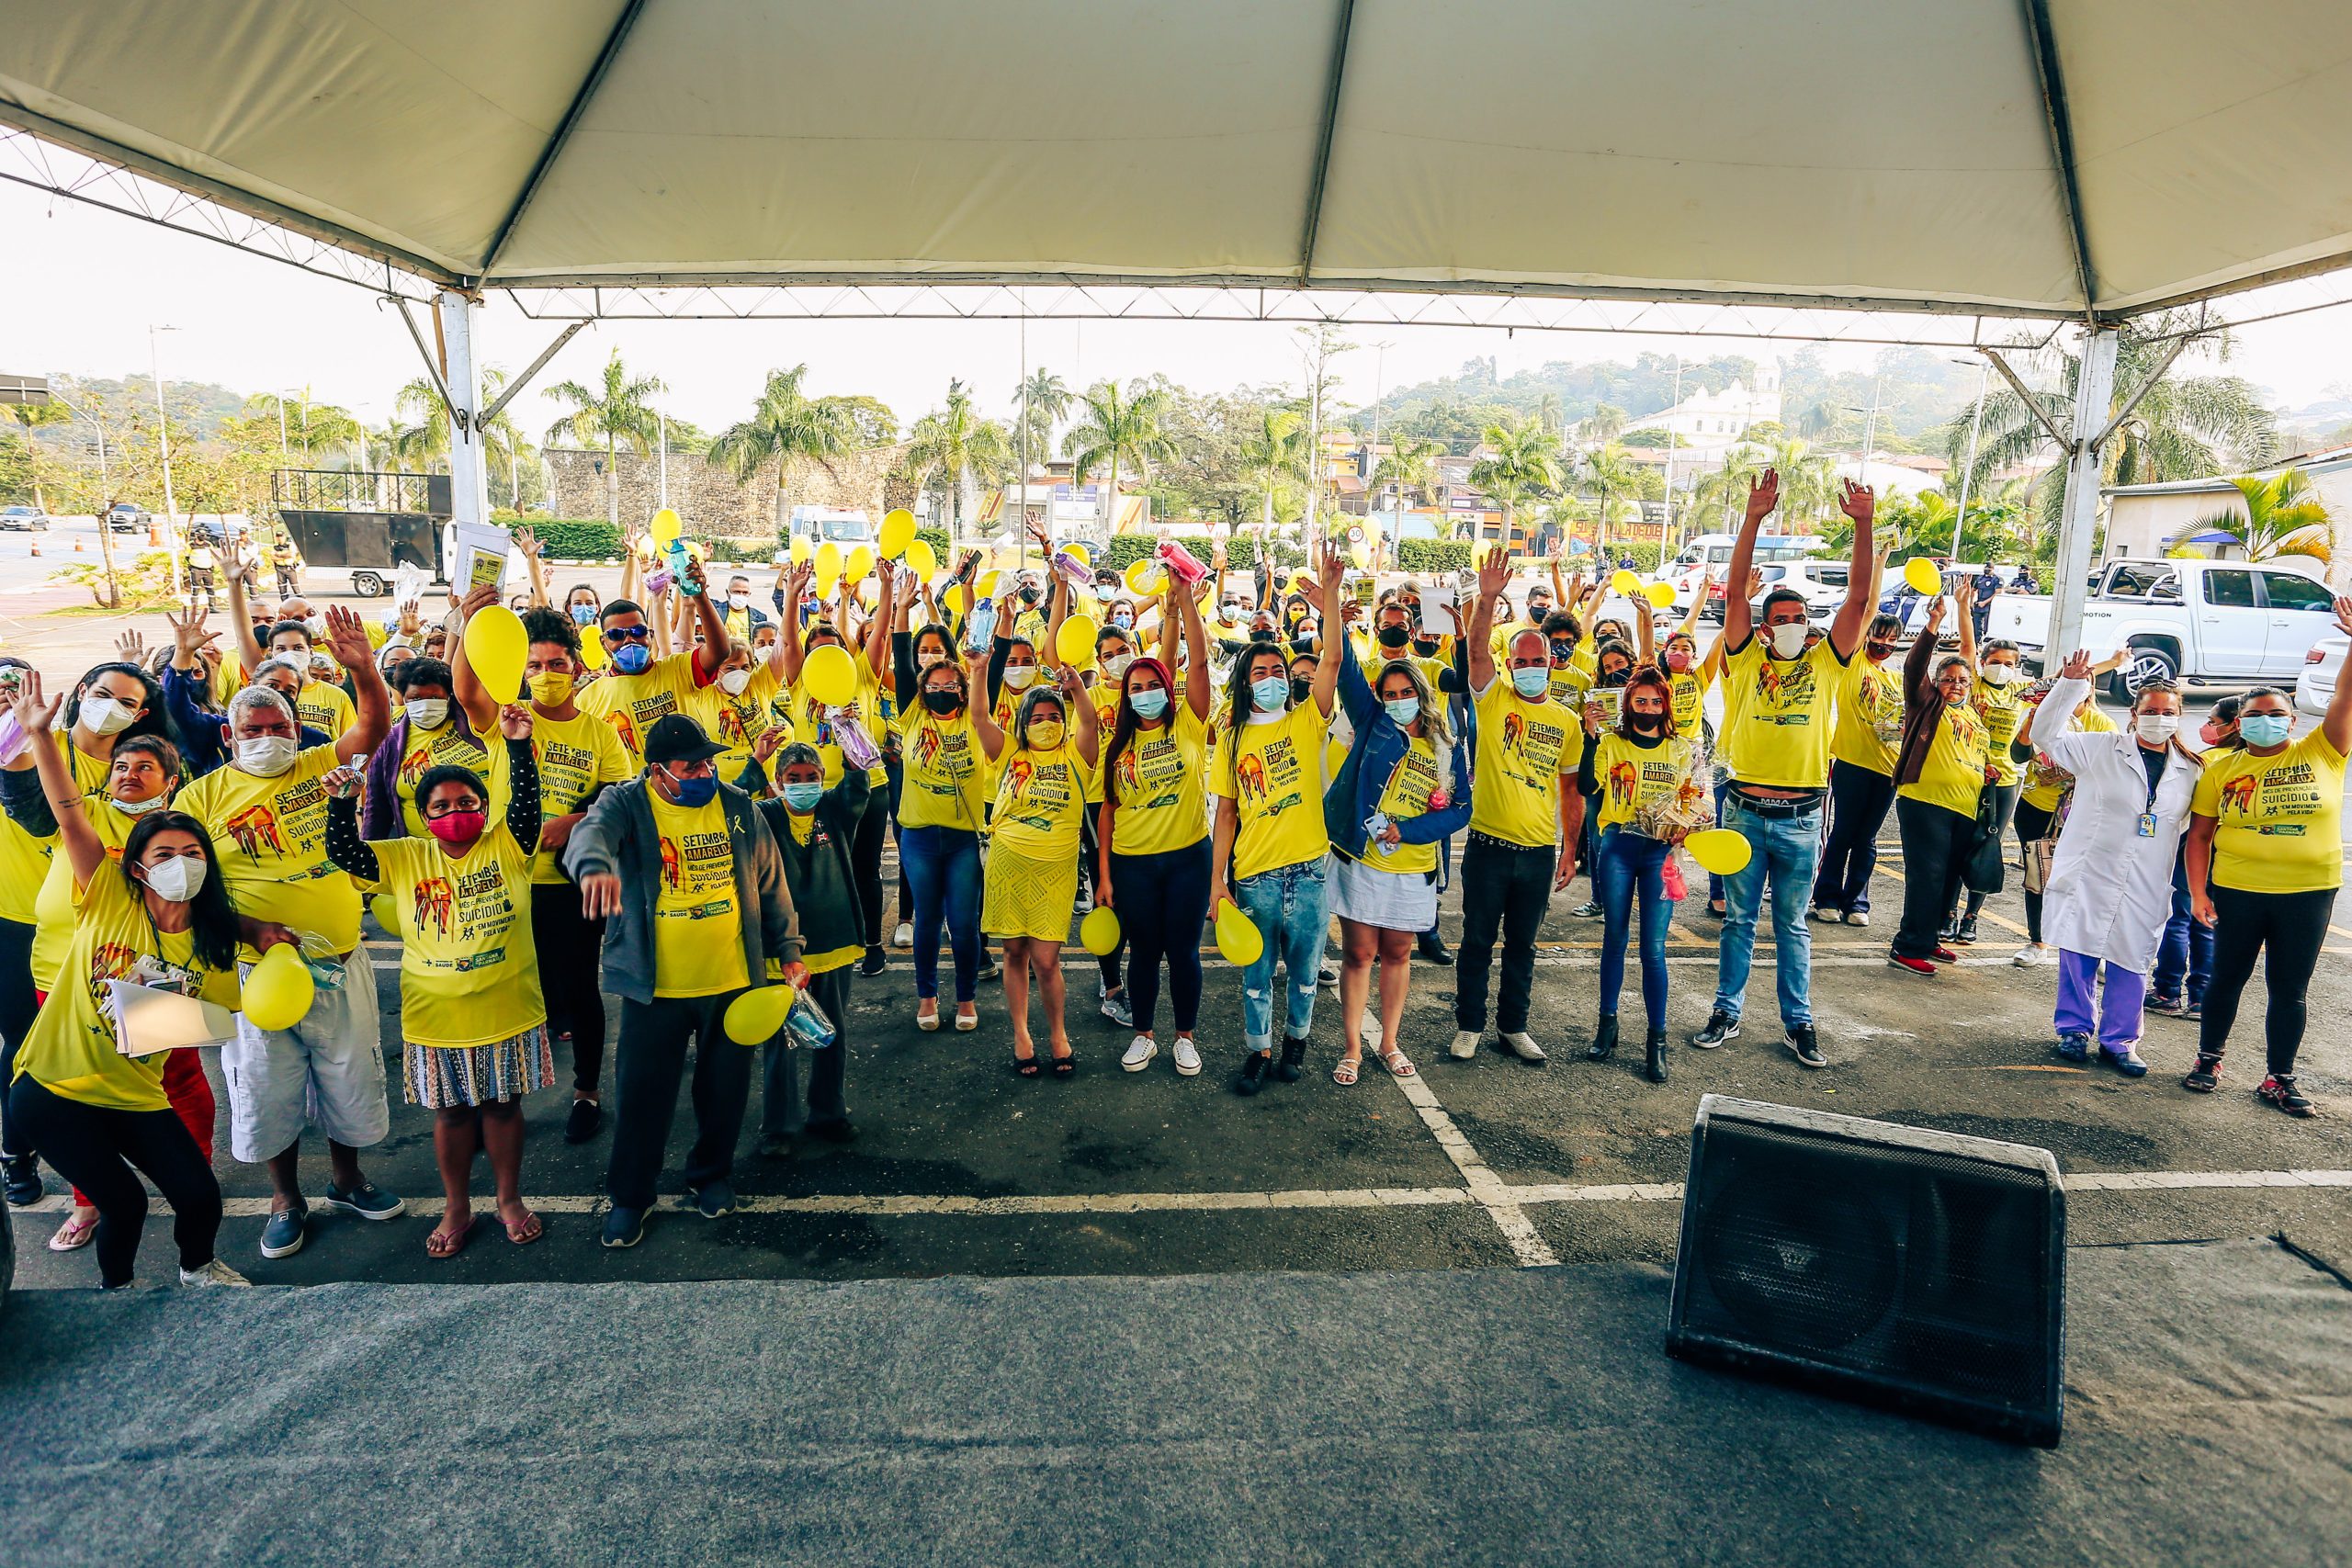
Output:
top-left (220, 961), bottom-right (391, 1163)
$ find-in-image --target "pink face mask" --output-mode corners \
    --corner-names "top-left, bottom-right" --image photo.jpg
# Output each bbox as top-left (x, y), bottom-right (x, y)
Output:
top-left (426, 810), bottom-right (485, 849)
top-left (1663, 647), bottom-right (1693, 673)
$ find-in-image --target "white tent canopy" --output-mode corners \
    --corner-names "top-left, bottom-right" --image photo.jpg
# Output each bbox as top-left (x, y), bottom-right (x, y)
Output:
top-left (5, 0), bottom-right (2352, 319)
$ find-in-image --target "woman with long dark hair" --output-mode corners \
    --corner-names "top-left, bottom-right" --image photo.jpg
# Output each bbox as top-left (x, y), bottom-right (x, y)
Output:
top-left (1886, 595), bottom-right (1988, 979)
top-left (894, 601), bottom-right (1002, 1032)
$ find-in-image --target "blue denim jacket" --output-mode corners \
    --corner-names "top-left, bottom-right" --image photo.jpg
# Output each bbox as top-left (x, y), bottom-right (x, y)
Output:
top-left (1320, 636), bottom-right (1473, 864)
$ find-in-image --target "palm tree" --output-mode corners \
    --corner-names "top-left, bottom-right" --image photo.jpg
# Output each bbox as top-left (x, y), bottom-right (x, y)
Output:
top-left (1468, 414), bottom-right (1563, 549)
top-left (1237, 407), bottom-right (1308, 534)
top-left (1582, 443), bottom-right (1643, 550)
top-left (389, 370), bottom-right (532, 502)
top-left (544, 351), bottom-right (666, 527)
top-left (2191, 468), bottom-right (2332, 562)
top-left (1013, 369), bottom-right (1070, 468)
top-left (1753, 435), bottom-right (1837, 525)
top-left (1372, 431), bottom-right (1443, 527)
top-left (904, 378), bottom-right (1015, 536)
top-left (707, 365), bottom-right (858, 536)
top-left (1687, 440), bottom-right (1769, 545)
top-left (1579, 401), bottom-right (1628, 446)
top-left (1063, 380), bottom-right (1178, 533)
top-left (242, 390), bottom-right (364, 467)
top-left (1957, 311), bottom-right (2278, 532)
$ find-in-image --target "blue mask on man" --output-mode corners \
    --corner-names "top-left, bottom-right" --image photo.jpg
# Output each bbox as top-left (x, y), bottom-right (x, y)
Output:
top-left (610, 642), bottom-right (652, 676)
top-left (1510, 666), bottom-right (1549, 699)
top-left (662, 767), bottom-right (718, 807)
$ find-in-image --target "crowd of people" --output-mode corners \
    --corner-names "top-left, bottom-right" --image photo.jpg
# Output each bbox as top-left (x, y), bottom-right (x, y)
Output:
top-left (1, 479), bottom-right (2343, 1289)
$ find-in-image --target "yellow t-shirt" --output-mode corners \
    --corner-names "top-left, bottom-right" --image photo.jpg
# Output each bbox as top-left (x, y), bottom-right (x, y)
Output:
top-left (0, 745), bottom-right (110, 929)
top-left (1973, 678), bottom-right (2029, 789)
top-left (295, 680), bottom-right (355, 739)
top-left (12, 867), bottom-right (237, 1111)
top-left (989, 743), bottom-right (1092, 859)
top-left (1667, 666), bottom-right (1713, 735)
top-left (1718, 637), bottom-right (1848, 790)
top-left (1362, 733), bottom-right (1444, 876)
top-left (175, 745), bottom-right (363, 957)
top-left (1081, 684), bottom-right (1122, 806)
top-left (356, 827), bottom-right (544, 1047)
top-left (788, 661), bottom-right (888, 789)
top-left (390, 720), bottom-right (508, 839)
top-left (647, 790), bottom-right (751, 998)
top-left (692, 665), bottom-right (784, 785)
top-left (1468, 680), bottom-right (1577, 848)
top-left (1107, 705), bottom-right (1211, 856)
top-left (2191, 731), bottom-right (2346, 894)
top-left (577, 651), bottom-right (706, 770)
top-left (526, 710), bottom-right (634, 884)
top-left (1830, 654), bottom-right (1905, 776)
top-left (1593, 733), bottom-right (1704, 834)
top-left (896, 708), bottom-right (991, 831)
top-left (31, 796), bottom-right (139, 993)
top-left (1898, 701), bottom-right (1989, 817)
top-left (2020, 705), bottom-right (2118, 812)
top-left (1210, 705), bottom-right (1330, 879)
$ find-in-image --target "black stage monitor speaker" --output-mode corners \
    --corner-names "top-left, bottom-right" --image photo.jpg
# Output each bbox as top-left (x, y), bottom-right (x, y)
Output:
top-left (1666, 1095), bottom-right (2064, 1447)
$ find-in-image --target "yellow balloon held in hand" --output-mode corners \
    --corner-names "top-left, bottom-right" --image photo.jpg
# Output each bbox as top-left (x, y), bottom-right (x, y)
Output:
top-left (878, 509), bottom-right (916, 558)
top-left (579, 624), bottom-right (607, 671)
top-left (1684, 829), bottom-right (1753, 878)
top-left (242, 942), bottom-right (316, 1032)
top-left (462, 604), bottom-right (528, 700)
top-left (723, 984), bottom-right (796, 1045)
top-left (905, 539), bottom-right (938, 580)
top-left (650, 507), bottom-right (683, 546)
top-left (1080, 907), bottom-right (1121, 956)
top-left (1057, 614), bottom-right (1099, 668)
top-left (788, 535), bottom-right (812, 566)
top-left (1214, 902), bottom-right (1265, 966)
top-left (1904, 557), bottom-right (1944, 596)
top-left (802, 643), bottom-right (857, 706)
top-left (369, 894), bottom-right (400, 934)
top-left (845, 545), bottom-right (875, 585)
top-left (1124, 558), bottom-right (1162, 596)
top-left (1611, 569), bottom-right (1640, 596)
top-left (814, 541), bottom-right (842, 592)
top-left (1644, 581), bottom-right (1678, 609)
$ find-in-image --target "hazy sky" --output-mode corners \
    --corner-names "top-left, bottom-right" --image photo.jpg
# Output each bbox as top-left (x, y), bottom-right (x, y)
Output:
top-left (5, 178), bottom-right (2346, 442)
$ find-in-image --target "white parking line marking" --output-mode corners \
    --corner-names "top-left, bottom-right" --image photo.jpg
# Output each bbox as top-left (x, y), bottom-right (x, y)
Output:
top-left (1381, 1066), bottom-right (1561, 1268)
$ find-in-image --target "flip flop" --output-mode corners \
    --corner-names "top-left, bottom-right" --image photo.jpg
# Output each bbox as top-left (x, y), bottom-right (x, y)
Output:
top-left (503, 1209), bottom-right (545, 1246)
top-left (48, 1212), bottom-right (99, 1252)
top-left (424, 1217), bottom-right (477, 1259)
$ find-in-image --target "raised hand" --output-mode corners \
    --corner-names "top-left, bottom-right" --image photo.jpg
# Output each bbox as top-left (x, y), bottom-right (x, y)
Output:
top-left (1476, 545), bottom-right (1511, 602)
top-left (496, 702), bottom-right (535, 740)
top-left (513, 526), bottom-right (541, 560)
top-left (115, 628), bottom-right (148, 666)
top-left (8, 668), bottom-right (61, 733)
top-left (751, 723), bottom-right (791, 764)
top-left (459, 581), bottom-right (501, 618)
top-left (323, 764), bottom-right (360, 799)
top-left (2335, 594), bottom-right (2352, 641)
top-left (1745, 468), bottom-right (1781, 524)
top-left (1316, 542), bottom-right (1346, 607)
top-left (319, 604), bottom-right (374, 671)
top-left (397, 599), bottom-right (423, 637)
top-left (164, 604), bottom-right (217, 660)
top-left (1837, 479), bottom-right (1874, 526)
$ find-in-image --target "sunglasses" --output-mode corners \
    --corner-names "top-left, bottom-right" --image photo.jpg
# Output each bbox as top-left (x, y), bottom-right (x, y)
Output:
top-left (603, 625), bottom-right (653, 644)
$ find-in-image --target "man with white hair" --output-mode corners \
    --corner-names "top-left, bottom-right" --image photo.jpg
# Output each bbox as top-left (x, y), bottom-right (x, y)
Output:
top-left (175, 605), bottom-right (397, 1260)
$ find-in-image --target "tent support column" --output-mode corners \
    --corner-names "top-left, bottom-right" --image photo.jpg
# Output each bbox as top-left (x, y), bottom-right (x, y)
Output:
top-left (435, 289), bottom-right (492, 535)
top-left (2048, 324), bottom-right (2118, 660)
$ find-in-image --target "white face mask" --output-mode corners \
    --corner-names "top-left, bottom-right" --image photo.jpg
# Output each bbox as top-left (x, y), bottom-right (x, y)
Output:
top-left (1099, 653), bottom-right (1134, 682)
top-left (1003, 665), bottom-right (1038, 690)
top-left (404, 698), bottom-right (449, 730)
top-left (236, 735), bottom-right (300, 776)
top-left (110, 792), bottom-right (169, 818)
top-left (1766, 622), bottom-right (1809, 659)
top-left (80, 694), bottom-right (138, 736)
top-left (140, 855), bottom-right (207, 903)
top-left (2135, 712), bottom-right (2181, 745)
top-left (1981, 663), bottom-right (2020, 686)
top-left (717, 668), bottom-right (752, 696)
top-left (728, 593), bottom-right (751, 610)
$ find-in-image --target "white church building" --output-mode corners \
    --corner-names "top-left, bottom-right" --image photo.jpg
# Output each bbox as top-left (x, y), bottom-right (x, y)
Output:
top-left (1642, 366), bottom-right (1783, 451)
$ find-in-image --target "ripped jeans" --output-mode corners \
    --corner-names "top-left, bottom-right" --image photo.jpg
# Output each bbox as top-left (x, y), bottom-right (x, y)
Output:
top-left (1231, 856), bottom-right (1329, 1053)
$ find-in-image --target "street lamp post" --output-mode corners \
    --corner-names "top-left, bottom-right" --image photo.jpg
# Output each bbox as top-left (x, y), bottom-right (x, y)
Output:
top-left (1948, 357), bottom-right (1992, 569)
top-left (148, 324), bottom-right (182, 593)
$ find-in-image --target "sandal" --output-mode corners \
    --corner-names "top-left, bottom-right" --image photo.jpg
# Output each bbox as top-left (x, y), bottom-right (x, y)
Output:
top-left (1379, 1048), bottom-right (1418, 1078)
top-left (1331, 1055), bottom-right (1361, 1087)
top-left (1012, 1049), bottom-right (1041, 1077)
top-left (955, 1006), bottom-right (978, 1032)
top-left (916, 1003), bottom-right (941, 1033)
top-left (425, 1217), bottom-right (476, 1259)
top-left (503, 1209), bottom-right (545, 1246)
top-left (1051, 1050), bottom-right (1077, 1078)
top-left (48, 1212), bottom-right (99, 1252)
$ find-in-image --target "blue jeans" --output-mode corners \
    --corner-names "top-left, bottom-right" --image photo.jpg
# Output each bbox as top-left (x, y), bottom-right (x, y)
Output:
top-left (2151, 843), bottom-right (2213, 1006)
top-left (1596, 829), bottom-right (1672, 1026)
top-left (1232, 856), bottom-right (1329, 1052)
top-left (1712, 794), bottom-right (1824, 1029)
top-left (899, 824), bottom-right (981, 1003)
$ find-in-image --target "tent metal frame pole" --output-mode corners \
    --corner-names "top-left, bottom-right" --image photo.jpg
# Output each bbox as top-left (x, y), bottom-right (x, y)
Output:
top-left (436, 289), bottom-right (492, 534)
top-left (2096, 335), bottom-right (2189, 448)
top-left (2048, 325), bottom-right (2119, 660)
top-left (1296, 0), bottom-right (1359, 279)
top-left (480, 321), bottom-right (589, 425)
top-left (479, 0), bottom-right (652, 279)
top-left (2018, 0), bottom-right (2099, 319)
top-left (1981, 347), bottom-right (2069, 450)
top-left (388, 297), bottom-right (458, 423)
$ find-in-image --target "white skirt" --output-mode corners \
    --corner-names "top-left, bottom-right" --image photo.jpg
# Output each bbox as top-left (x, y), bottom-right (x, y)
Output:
top-left (1328, 854), bottom-right (1438, 931)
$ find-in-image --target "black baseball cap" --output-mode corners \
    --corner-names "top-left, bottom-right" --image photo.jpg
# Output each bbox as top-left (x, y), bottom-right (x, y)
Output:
top-left (643, 713), bottom-right (727, 767)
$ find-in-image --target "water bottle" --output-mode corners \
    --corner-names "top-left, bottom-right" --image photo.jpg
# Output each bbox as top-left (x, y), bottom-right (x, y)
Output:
top-left (786, 992), bottom-right (839, 1050)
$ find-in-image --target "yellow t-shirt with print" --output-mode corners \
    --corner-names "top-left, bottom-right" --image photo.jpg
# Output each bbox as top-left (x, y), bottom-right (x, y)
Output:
top-left (897, 708), bottom-right (992, 831)
top-left (390, 721), bottom-right (508, 839)
top-left (1718, 637), bottom-right (1848, 790)
top-left (2191, 731), bottom-right (2346, 894)
top-left (1592, 732), bottom-right (1703, 834)
top-left (1362, 733), bottom-right (1444, 877)
top-left (1898, 702), bottom-right (1990, 818)
top-left (12, 867), bottom-right (237, 1111)
top-left (1830, 654), bottom-right (1905, 776)
top-left (1468, 680), bottom-right (1577, 848)
top-left (1973, 678), bottom-right (2029, 788)
top-left (692, 664), bottom-right (784, 786)
top-left (295, 680), bottom-right (355, 739)
top-left (356, 828), bottom-right (544, 1048)
top-left (0, 744), bottom-right (109, 927)
top-left (647, 791), bottom-right (750, 997)
top-left (1210, 705), bottom-right (1329, 880)
top-left (787, 660), bottom-right (888, 789)
top-left (1667, 666), bottom-right (1713, 736)
top-left (1108, 705), bottom-right (1212, 856)
top-left (31, 796), bottom-right (139, 993)
top-left (526, 710), bottom-right (634, 884)
top-left (577, 651), bottom-right (706, 770)
top-left (2020, 705), bottom-right (2118, 812)
top-left (175, 744), bottom-right (362, 957)
top-left (989, 743), bottom-right (1092, 859)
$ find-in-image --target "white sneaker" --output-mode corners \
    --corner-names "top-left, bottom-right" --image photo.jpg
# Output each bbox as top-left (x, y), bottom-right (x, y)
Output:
top-left (1450, 1030), bottom-right (1482, 1060)
top-left (1172, 1037), bottom-right (1202, 1077)
top-left (892, 921), bottom-right (912, 949)
top-left (1810, 905), bottom-right (1839, 922)
top-left (1120, 1035), bottom-right (1158, 1072)
top-left (1843, 909), bottom-right (1870, 929)
top-left (1498, 1032), bottom-right (1549, 1064)
top-left (178, 1258), bottom-right (252, 1287)
top-left (2012, 943), bottom-right (2048, 968)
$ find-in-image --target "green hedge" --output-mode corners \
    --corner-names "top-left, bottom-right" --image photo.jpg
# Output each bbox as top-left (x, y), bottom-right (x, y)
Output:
top-left (1396, 539), bottom-right (1474, 574)
top-left (529, 519), bottom-right (625, 558)
top-left (915, 526), bottom-right (951, 560)
top-left (1094, 535), bottom-right (1265, 572)
top-left (1591, 540), bottom-right (1665, 571)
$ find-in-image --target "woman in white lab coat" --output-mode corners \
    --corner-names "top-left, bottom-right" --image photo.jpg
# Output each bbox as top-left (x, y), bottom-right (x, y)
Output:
top-left (2025, 651), bottom-right (2203, 1075)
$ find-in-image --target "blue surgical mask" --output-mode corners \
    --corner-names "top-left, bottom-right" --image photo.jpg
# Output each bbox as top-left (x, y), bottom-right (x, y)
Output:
top-left (1250, 677), bottom-right (1289, 711)
top-left (1510, 666), bottom-right (1549, 699)
top-left (1128, 688), bottom-right (1169, 721)
top-left (610, 642), bottom-right (652, 676)
top-left (1384, 696), bottom-right (1420, 727)
top-left (2239, 713), bottom-right (2292, 747)
top-left (781, 781), bottom-right (825, 812)
top-left (662, 767), bottom-right (718, 807)
top-left (569, 604), bottom-right (597, 626)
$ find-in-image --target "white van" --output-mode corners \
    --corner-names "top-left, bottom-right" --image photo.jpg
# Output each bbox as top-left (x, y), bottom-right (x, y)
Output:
top-left (1663, 532), bottom-right (1818, 610)
top-left (786, 506), bottom-right (876, 552)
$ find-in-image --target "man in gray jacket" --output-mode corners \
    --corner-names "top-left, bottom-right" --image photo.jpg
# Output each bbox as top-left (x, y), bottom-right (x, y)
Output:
top-left (567, 713), bottom-right (807, 1247)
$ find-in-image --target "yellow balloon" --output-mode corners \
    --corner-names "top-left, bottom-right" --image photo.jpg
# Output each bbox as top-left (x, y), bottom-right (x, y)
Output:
top-left (878, 510), bottom-right (916, 558)
top-left (579, 624), bottom-right (607, 671)
top-left (650, 508), bottom-right (683, 545)
top-left (1214, 903), bottom-right (1265, 967)
top-left (788, 535), bottom-right (813, 566)
top-left (1059, 541), bottom-right (1091, 571)
top-left (1080, 907), bottom-right (1121, 956)
top-left (369, 894), bottom-right (400, 935)
top-left (462, 604), bottom-right (528, 700)
top-left (905, 539), bottom-right (938, 580)
top-left (1904, 557), bottom-right (1944, 596)
top-left (1124, 558), bottom-right (1163, 595)
top-left (845, 545), bottom-right (875, 584)
top-left (946, 584), bottom-right (972, 615)
top-left (1684, 829), bottom-right (1754, 878)
top-left (241, 943), bottom-right (316, 1032)
top-left (974, 570), bottom-right (1001, 598)
top-left (1056, 614), bottom-right (1100, 667)
top-left (802, 643), bottom-right (857, 706)
top-left (1644, 581), bottom-right (1678, 609)
top-left (1611, 569), bottom-right (1640, 596)
top-left (814, 541), bottom-right (842, 592)
top-left (723, 984), bottom-right (796, 1045)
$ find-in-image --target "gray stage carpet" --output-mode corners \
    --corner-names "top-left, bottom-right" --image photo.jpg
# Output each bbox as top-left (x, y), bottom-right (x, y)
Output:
top-left (2, 1239), bottom-right (2345, 1567)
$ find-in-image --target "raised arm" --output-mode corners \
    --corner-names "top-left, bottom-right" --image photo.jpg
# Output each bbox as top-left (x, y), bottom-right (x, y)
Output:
top-left (682, 554), bottom-right (729, 680)
top-left (1062, 666), bottom-right (1101, 768)
top-left (1956, 574), bottom-right (1980, 668)
top-left (10, 675), bottom-right (100, 886)
top-left (498, 716), bottom-right (541, 853)
top-left (222, 536), bottom-right (266, 675)
top-left (862, 562), bottom-right (893, 679)
top-left (1175, 574), bottom-right (1211, 722)
top-left (1827, 480), bottom-right (1874, 659)
top-left (1634, 593), bottom-right (1657, 663)
top-left (967, 660), bottom-right (1007, 762)
top-left (321, 605), bottom-right (391, 761)
top-left (2327, 597), bottom-right (2352, 757)
top-left (1723, 468), bottom-right (1780, 651)
top-left (775, 560), bottom-right (812, 685)
top-left (1310, 544), bottom-right (1344, 719)
top-left (514, 527), bottom-right (550, 610)
top-left (1466, 546), bottom-right (1510, 692)
top-left (449, 581), bottom-right (503, 732)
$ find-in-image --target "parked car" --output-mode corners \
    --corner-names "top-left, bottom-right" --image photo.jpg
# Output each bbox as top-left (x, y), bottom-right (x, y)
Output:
top-left (105, 502), bottom-right (152, 533)
top-left (2297, 633), bottom-right (2345, 718)
top-left (1662, 531), bottom-right (1815, 610)
top-left (1710, 558), bottom-right (1853, 624)
top-left (0, 505), bottom-right (51, 531)
top-left (1985, 557), bottom-right (2337, 695)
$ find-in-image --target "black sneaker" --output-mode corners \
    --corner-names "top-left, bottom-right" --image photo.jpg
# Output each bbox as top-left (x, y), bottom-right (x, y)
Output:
top-left (1234, 1050), bottom-right (1270, 1098)
top-left (858, 945), bottom-right (888, 977)
top-left (1952, 917), bottom-right (1979, 945)
top-left (601, 1206), bottom-right (646, 1248)
top-left (687, 1179), bottom-right (737, 1219)
top-left (563, 1098), bottom-right (604, 1145)
top-left (1273, 1035), bottom-right (1307, 1083)
top-left (1785, 1025), bottom-right (1827, 1069)
top-left (2182, 1054), bottom-right (2222, 1093)
top-left (1415, 931), bottom-right (1454, 965)
top-left (2, 1153), bottom-right (40, 1208)
top-left (1689, 1009), bottom-right (1739, 1050)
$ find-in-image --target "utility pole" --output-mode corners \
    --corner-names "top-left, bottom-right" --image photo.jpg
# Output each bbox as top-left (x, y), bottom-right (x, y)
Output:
top-left (657, 409), bottom-right (669, 510)
top-left (1659, 354), bottom-right (1683, 554)
top-left (1949, 357), bottom-right (1991, 567)
top-left (148, 323), bottom-right (182, 593)
top-left (1018, 303), bottom-right (1029, 569)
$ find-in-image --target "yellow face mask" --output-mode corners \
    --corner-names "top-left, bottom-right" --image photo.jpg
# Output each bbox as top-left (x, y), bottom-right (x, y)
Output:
top-left (1025, 719), bottom-right (1065, 750)
top-left (528, 670), bottom-right (577, 706)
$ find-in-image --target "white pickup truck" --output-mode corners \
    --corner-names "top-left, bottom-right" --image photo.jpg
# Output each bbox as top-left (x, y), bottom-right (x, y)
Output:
top-left (1986, 557), bottom-right (2338, 697)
